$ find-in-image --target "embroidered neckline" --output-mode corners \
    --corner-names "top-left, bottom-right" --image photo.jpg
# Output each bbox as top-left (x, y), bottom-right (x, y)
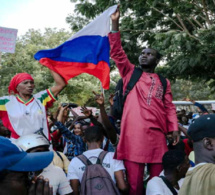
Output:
top-left (16, 95), bottom-right (34, 105)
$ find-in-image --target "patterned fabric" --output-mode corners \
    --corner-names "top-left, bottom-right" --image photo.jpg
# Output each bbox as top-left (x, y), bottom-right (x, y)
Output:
top-left (109, 32), bottom-right (178, 163)
top-left (55, 121), bottom-right (85, 161)
top-left (0, 89), bottom-right (56, 139)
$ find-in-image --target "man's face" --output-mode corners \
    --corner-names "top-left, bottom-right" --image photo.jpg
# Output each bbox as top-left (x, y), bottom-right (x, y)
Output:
top-left (138, 48), bottom-right (158, 67)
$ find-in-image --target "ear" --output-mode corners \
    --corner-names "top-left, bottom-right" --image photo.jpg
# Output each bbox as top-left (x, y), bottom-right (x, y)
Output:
top-left (203, 138), bottom-right (214, 150)
top-left (16, 85), bottom-right (19, 92)
top-left (156, 58), bottom-right (160, 64)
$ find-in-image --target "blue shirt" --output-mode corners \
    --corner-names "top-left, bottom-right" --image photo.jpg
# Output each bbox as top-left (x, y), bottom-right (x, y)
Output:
top-left (55, 121), bottom-right (85, 161)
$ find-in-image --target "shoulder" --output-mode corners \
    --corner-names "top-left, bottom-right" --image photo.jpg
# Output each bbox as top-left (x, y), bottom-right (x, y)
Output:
top-left (104, 152), bottom-right (125, 171)
top-left (34, 89), bottom-right (48, 96)
top-left (148, 176), bottom-right (163, 185)
top-left (146, 176), bottom-right (164, 192)
top-left (69, 156), bottom-right (83, 167)
top-left (0, 95), bottom-right (14, 101)
top-left (58, 151), bottom-right (67, 158)
top-left (42, 164), bottom-right (65, 177)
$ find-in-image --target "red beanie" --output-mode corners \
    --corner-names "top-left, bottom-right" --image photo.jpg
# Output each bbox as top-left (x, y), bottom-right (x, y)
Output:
top-left (8, 73), bottom-right (34, 94)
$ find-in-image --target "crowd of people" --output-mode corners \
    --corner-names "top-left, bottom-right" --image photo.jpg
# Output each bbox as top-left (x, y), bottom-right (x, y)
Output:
top-left (1, 6), bottom-right (215, 195)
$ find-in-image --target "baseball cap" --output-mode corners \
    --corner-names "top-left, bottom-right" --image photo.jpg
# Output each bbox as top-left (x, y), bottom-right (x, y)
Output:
top-left (188, 114), bottom-right (215, 142)
top-left (0, 136), bottom-right (53, 172)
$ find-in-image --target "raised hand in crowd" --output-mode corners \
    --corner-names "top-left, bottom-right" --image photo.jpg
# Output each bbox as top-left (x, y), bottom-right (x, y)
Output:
top-left (108, 94), bottom-right (115, 117)
top-left (80, 106), bottom-right (93, 118)
top-left (67, 108), bottom-right (88, 130)
top-left (93, 91), bottom-right (105, 106)
top-left (57, 105), bottom-right (69, 123)
top-left (109, 94), bottom-right (114, 106)
top-left (93, 91), bottom-right (118, 145)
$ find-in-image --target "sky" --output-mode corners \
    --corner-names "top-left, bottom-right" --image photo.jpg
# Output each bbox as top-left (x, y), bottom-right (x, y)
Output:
top-left (0, 0), bottom-right (75, 37)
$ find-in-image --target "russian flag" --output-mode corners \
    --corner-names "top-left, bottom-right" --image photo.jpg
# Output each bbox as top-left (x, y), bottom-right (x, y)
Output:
top-left (34, 5), bottom-right (117, 90)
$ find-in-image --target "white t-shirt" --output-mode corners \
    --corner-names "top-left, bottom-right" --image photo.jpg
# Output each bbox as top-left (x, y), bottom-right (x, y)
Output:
top-left (40, 163), bottom-right (73, 195)
top-left (67, 148), bottom-right (125, 183)
top-left (146, 171), bottom-right (184, 195)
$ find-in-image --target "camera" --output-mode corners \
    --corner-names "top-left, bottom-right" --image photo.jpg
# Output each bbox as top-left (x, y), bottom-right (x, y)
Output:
top-left (61, 103), bottom-right (78, 108)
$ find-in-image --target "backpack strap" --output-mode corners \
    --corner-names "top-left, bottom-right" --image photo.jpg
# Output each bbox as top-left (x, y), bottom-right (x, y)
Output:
top-left (123, 67), bottom-right (143, 103)
top-left (55, 151), bottom-right (63, 162)
top-left (159, 176), bottom-right (178, 195)
top-left (103, 139), bottom-right (110, 151)
top-left (77, 155), bottom-right (93, 166)
top-left (157, 74), bottom-right (167, 99)
top-left (96, 151), bottom-right (108, 165)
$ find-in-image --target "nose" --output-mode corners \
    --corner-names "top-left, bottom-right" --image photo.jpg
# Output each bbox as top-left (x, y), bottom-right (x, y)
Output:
top-left (142, 53), bottom-right (147, 58)
top-left (27, 82), bottom-right (34, 88)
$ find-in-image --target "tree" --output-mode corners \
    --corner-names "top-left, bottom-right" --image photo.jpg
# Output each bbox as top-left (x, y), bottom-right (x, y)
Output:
top-left (66, 0), bottom-right (215, 86)
top-left (0, 28), bottom-right (107, 107)
top-left (171, 79), bottom-right (215, 100)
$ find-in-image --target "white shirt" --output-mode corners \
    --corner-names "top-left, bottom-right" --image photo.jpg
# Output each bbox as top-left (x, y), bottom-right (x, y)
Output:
top-left (40, 163), bottom-right (73, 195)
top-left (67, 148), bottom-right (125, 183)
top-left (146, 171), bottom-right (184, 195)
top-left (0, 89), bottom-right (56, 139)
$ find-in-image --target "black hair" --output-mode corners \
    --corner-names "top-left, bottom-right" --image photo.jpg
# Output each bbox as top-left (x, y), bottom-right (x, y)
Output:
top-left (84, 126), bottom-right (104, 143)
top-left (162, 150), bottom-right (186, 172)
top-left (168, 140), bottom-right (185, 151)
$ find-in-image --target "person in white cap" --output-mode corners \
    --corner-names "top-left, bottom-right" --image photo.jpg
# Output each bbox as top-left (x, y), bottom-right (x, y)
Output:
top-left (16, 134), bottom-right (73, 195)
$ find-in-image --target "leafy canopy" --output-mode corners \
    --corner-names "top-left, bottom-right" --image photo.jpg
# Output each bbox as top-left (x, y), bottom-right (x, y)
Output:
top-left (66, 0), bottom-right (215, 87)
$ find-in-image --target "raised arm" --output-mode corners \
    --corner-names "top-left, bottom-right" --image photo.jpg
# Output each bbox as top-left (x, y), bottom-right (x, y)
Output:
top-left (80, 106), bottom-right (108, 138)
top-left (187, 98), bottom-right (208, 113)
top-left (111, 5), bottom-right (120, 31)
top-left (109, 6), bottom-right (134, 78)
top-left (93, 91), bottom-right (117, 144)
top-left (50, 70), bottom-right (66, 97)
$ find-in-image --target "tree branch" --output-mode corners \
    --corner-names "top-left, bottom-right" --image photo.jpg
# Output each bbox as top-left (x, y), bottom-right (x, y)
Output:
top-left (176, 14), bottom-right (200, 41)
top-left (191, 16), bottom-right (204, 28)
top-left (202, 0), bottom-right (212, 26)
top-left (186, 18), bottom-right (197, 29)
top-left (146, 2), bottom-right (184, 31)
top-left (176, 14), bottom-right (190, 33)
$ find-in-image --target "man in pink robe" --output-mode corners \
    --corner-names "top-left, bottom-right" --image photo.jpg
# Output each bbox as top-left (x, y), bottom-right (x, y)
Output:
top-left (109, 7), bottom-right (179, 195)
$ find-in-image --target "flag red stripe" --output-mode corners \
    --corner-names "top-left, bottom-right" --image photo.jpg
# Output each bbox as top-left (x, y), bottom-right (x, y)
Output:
top-left (39, 58), bottom-right (110, 89)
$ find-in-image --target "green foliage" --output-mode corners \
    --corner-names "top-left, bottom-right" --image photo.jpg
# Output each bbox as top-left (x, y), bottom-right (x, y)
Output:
top-left (66, 0), bottom-right (215, 95)
top-left (0, 28), bottom-right (118, 107)
top-left (171, 79), bottom-right (215, 100)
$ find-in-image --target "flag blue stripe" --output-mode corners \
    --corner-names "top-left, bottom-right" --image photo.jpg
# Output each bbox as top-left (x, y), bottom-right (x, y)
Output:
top-left (34, 35), bottom-right (110, 66)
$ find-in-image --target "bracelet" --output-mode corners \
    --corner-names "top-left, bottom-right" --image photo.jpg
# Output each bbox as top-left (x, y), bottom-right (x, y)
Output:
top-left (111, 30), bottom-right (118, 33)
